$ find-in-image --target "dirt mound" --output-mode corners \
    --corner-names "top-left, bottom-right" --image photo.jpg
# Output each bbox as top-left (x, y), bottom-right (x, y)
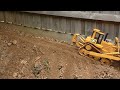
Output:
top-left (0, 22), bottom-right (120, 79)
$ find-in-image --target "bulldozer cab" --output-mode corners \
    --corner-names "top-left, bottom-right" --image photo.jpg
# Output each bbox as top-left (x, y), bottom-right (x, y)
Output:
top-left (91, 29), bottom-right (108, 44)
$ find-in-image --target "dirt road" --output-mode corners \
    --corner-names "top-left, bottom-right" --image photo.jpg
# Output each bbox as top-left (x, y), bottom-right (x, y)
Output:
top-left (0, 22), bottom-right (120, 79)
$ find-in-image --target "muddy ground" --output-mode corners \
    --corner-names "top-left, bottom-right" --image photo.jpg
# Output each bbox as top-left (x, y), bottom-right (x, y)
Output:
top-left (0, 22), bottom-right (120, 79)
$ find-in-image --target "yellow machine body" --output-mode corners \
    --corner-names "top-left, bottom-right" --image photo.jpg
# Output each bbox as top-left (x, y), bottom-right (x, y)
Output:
top-left (72, 29), bottom-right (120, 65)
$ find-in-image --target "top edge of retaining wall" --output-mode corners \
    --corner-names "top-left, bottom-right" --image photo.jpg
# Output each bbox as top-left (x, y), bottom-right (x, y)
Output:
top-left (21, 11), bottom-right (120, 23)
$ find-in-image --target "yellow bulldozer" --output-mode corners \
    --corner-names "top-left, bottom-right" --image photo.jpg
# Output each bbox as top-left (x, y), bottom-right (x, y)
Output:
top-left (72, 29), bottom-right (120, 65)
